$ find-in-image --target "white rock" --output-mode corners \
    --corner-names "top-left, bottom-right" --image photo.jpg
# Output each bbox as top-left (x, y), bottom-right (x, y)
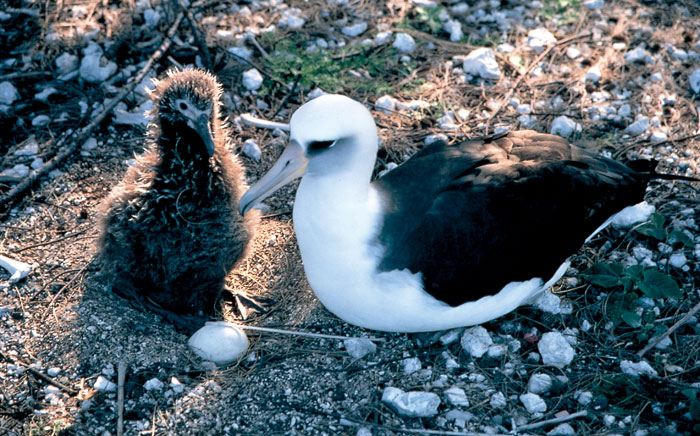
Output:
top-left (188, 321), bottom-right (249, 364)
top-left (0, 81), bottom-right (19, 105)
top-left (381, 387), bottom-right (440, 418)
top-left (527, 28), bottom-right (557, 54)
top-left (528, 373), bottom-right (553, 394)
top-left (611, 202), bottom-right (655, 228)
top-left (279, 8), bottom-right (305, 29)
top-left (669, 253), bottom-right (687, 268)
top-left (113, 100), bottom-right (152, 128)
top-left (444, 386), bottom-right (470, 407)
top-left (344, 338), bottom-right (376, 359)
top-left (94, 375), bottom-right (116, 392)
top-left (550, 116), bottom-right (581, 138)
top-left (624, 116), bottom-right (650, 136)
top-left (575, 390), bottom-right (593, 405)
top-left (144, 377), bottom-right (164, 391)
top-left (518, 115), bottom-right (538, 129)
top-left (490, 391), bottom-right (507, 409)
top-left (79, 43), bottom-right (117, 83)
top-left (170, 377), bottom-right (184, 393)
top-left (227, 46), bottom-right (252, 61)
top-left (689, 69), bottom-right (700, 94)
top-left (624, 46), bottom-right (653, 64)
top-left (1, 164), bottom-right (30, 179)
top-left (378, 162), bottom-right (398, 178)
top-left (534, 290), bottom-right (571, 315)
top-left (14, 138), bottom-right (39, 156)
top-left (32, 115), bottom-right (50, 127)
top-left (356, 427), bottom-right (372, 436)
top-left (583, 0), bottom-right (604, 9)
top-left (548, 423), bottom-right (576, 436)
top-left (487, 344), bottom-right (507, 358)
top-left (375, 31), bottom-right (393, 45)
top-left (650, 130), bottom-right (668, 143)
top-left (397, 100), bottom-right (430, 111)
top-left (538, 331), bottom-right (575, 368)
top-left (444, 19), bottom-right (463, 42)
top-left (425, 134), bottom-right (448, 145)
top-left (375, 95), bottom-right (397, 113)
top-left (462, 47), bottom-right (501, 80)
top-left (143, 8), bottom-right (161, 26)
top-left (342, 22), bottom-right (367, 37)
top-left (437, 114), bottom-right (459, 131)
top-left (242, 68), bottom-right (263, 91)
top-left (520, 392), bottom-right (547, 413)
top-left (82, 137), bottom-right (98, 151)
top-left (460, 326), bottom-right (493, 358)
top-left (47, 367), bottom-right (61, 377)
top-left (308, 88), bottom-right (327, 99)
top-left (242, 139), bottom-right (262, 162)
top-left (402, 357), bottom-right (422, 374)
top-left (650, 334), bottom-right (672, 350)
top-left (393, 33), bottom-right (416, 54)
top-left (55, 53), bottom-right (79, 74)
top-left (586, 65), bottom-right (602, 83)
top-left (620, 360), bottom-right (658, 377)
top-left (566, 46), bottom-right (581, 59)
top-left (35, 87), bottom-right (57, 102)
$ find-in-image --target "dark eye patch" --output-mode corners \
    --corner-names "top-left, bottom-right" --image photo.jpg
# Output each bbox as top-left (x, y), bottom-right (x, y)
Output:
top-left (179, 102), bottom-right (188, 110)
top-left (308, 140), bottom-right (335, 151)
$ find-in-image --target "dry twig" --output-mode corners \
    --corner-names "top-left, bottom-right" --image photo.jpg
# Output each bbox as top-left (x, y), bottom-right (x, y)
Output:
top-left (0, 11), bottom-right (185, 212)
top-left (637, 300), bottom-right (700, 358)
top-left (117, 361), bottom-right (127, 436)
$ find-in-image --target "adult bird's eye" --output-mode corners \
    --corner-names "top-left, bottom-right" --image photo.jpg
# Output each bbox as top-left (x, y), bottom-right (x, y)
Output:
top-left (308, 140), bottom-right (335, 151)
top-left (179, 102), bottom-right (188, 110)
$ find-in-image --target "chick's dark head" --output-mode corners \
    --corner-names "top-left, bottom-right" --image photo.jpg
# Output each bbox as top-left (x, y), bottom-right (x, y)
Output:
top-left (149, 68), bottom-right (224, 157)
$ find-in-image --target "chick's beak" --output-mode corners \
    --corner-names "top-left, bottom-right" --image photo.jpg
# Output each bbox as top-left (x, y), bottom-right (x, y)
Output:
top-left (238, 140), bottom-right (308, 215)
top-left (192, 114), bottom-right (216, 156)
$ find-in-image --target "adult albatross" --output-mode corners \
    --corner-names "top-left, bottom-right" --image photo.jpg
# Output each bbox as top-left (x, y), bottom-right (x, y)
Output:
top-left (239, 94), bottom-right (692, 333)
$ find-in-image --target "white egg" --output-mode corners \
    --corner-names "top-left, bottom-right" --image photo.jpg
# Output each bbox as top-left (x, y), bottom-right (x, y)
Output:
top-left (188, 321), bottom-right (249, 364)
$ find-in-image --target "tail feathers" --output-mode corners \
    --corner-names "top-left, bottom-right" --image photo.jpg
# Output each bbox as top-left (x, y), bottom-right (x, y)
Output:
top-left (627, 159), bottom-right (700, 182)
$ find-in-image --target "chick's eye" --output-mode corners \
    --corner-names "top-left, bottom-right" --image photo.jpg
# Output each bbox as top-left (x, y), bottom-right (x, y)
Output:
top-left (308, 140), bottom-right (335, 151)
top-left (179, 102), bottom-right (188, 110)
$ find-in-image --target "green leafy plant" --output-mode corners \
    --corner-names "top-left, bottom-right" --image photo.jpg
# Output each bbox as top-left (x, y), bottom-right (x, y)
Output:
top-left (541, 0), bottom-right (582, 22)
top-left (413, 6), bottom-right (445, 34)
top-left (681, 389), bottom-right (700, 432)
top-left (635, 213), bottom-right (694, 247)
top-left (584, 262), bottom-right (680, 332)
top-left (256, 32), bottom-right (418, 96)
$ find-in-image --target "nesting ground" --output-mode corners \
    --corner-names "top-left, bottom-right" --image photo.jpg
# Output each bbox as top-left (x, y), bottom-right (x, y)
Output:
top-left (1, 1), bottom-right (700, 435)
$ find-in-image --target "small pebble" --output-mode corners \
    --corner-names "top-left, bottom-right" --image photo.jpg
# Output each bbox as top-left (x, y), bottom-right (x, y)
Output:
top-left (144, 378), bottom-right (164, 391)
top-left (242, 69), bottom-right (264, 91)
top-left (520, 392), bottom-right (547, 414)
top-left (538, 331), bottom-right (575, 368)
top-left (393, 33), bottom-right (416, 54)
top-left (460, 326), bottom-right (493, 358)
top-left (344, 338), bottom-right (376, 359)
top-left (381, 387), bottom-right (440, 418)
top-left (0, 81), bottom-right (19, 105)
top-left (242, 139), bottom-right (262, 162)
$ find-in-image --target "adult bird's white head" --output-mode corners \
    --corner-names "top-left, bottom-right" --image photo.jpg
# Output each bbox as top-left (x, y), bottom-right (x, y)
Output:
top-left (239, 95), bottom-right (378, 215)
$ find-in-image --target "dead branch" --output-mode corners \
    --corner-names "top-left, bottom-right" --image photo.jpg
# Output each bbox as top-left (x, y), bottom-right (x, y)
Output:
top-left (0, 11), bottom-right (185, 213)
top-left (637, 300), bottom-right (700, 358)
top-left (175, 0), bottom-right (213, 71)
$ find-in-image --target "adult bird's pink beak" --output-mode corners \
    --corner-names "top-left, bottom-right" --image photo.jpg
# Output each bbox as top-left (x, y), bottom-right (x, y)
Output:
top-left (239, 140), bottom-right (308, 215)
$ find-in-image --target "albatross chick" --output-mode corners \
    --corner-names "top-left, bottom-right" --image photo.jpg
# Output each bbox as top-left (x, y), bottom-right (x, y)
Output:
top-left (239, 94), bottom-right (697, 333)
top-left (97, 68), bottom-right (260, 330)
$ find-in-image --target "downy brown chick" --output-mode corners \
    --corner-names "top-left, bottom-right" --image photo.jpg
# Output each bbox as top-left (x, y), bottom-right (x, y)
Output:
top-left (97, 68), bottom-right (261, 330)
